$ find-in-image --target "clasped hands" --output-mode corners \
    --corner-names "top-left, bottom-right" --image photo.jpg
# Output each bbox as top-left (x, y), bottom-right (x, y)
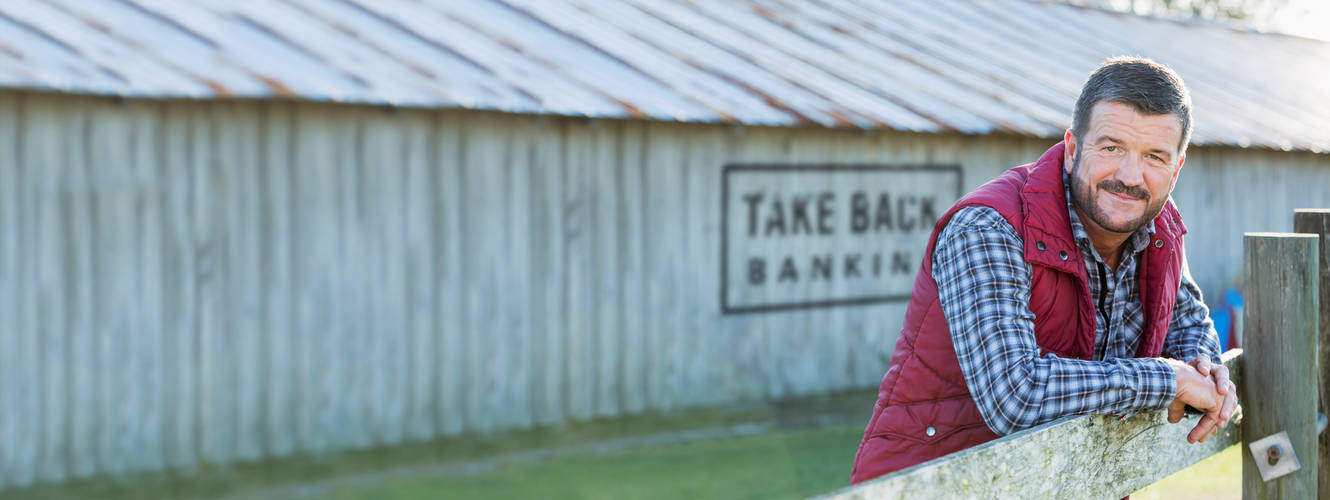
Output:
top-left (1165, 356), bottom-right (1238, 443)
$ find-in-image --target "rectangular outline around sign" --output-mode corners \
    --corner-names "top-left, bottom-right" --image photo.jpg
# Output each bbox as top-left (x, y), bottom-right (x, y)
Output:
top-left (720, 163), bottom-right (963, 315)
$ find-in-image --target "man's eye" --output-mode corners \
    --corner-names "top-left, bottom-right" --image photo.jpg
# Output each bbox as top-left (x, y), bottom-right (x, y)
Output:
top-left (1148, 154), bottom-right (1163, 162)
top-left (1104, 145), bottom-right (1118, 152)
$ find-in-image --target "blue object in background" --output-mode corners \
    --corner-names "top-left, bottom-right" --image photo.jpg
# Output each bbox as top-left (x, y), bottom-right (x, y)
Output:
top-left (1224, 288), bottom-right (1244, 309)
top-left (1212, 308), bottom-right (1231, 351)
top-left (1209, 287), bottom-right (1245, 351)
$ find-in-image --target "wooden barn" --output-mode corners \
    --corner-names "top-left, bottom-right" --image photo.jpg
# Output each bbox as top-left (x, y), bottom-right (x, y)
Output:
top-left (0, 0), bottom-right (1328, 490)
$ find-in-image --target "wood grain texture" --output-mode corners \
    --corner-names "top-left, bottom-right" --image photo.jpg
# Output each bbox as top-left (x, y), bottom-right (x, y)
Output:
top-left (1293, 209), bottom-right (1330, 500)
top-left (130, 102), bottom-right (166, 473)
top-left (260, 101), bottom-right (296, 458)
top-left (189, 104), bottom-right (222, 470)
top-left (87, 103), bottom-right (130, 476)
top-left (530, 116), bottom-right (566, 427)
top-left (198, 102), bottom-right (235, 468)
top-left (0, 93), bottom-right (18, 489)
top-left (65, 102), bottom-right (95, 481)
top-left (13, 95), bottom-right (42, 486)
top-left (506, 119), bottom-right (535, 430)
top-left (593, 121), bottom-right (620, 418)
top-left (433, 112), bottom-right (464, 436)
top-left (31, 96), bottom-right (70, 483)
top-left (563, 121), bottom-right (594, 421)
top-left (401, 112), bottom-right (436, 441)
top-left (328, 108), bottom-right (357, 451)
top-left (226, 102), bottom-right (265, 462)
top-left (292, 104), bottom-right (334, 455)
top-left (817, 351), bottom-right (1245, 500)
top-left (617, 121), bottom-right (647, 416)
top-left (1243, 233), bottom-right (1320, 499)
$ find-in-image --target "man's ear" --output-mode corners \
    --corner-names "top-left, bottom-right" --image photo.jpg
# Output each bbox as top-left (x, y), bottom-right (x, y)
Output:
top-left (1063, 129), bottom-right (1077, 174)
top-left (1169, 153), bottom-right (1186, 193)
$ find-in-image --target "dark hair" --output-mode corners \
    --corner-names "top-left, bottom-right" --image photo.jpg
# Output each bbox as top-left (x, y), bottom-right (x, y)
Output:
top-left (1071, 57), bottom-right (1192, 154)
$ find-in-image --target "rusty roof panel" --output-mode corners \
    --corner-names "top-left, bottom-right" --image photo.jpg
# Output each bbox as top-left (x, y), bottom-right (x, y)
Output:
top-left (0, 0), bottom-right (1326, 151)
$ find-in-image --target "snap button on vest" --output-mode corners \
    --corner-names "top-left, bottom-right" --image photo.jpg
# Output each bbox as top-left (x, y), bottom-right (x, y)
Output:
top-left (1155, 239), bottom-right (1164, 248)
top-left (1058, 250), bottom-right (1068, 260)
top-left (1036, 241), bottom-right (1046, 250)
top-left (925, 426), bottom-right (936, 437)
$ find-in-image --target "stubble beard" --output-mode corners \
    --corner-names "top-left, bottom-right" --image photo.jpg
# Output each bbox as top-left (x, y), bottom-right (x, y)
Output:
top-left (1068, 150), bottom-right (1168, 234)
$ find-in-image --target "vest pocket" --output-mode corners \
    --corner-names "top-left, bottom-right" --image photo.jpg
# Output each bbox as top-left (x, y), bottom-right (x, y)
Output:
top-left (869, 396), bottom-right (992, 444)
top-left (874, 421), bottom-right (991, 444)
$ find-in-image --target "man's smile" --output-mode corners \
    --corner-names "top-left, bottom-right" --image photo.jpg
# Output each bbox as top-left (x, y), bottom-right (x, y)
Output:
top-left (1105, 190), bottom-right (1143, 203)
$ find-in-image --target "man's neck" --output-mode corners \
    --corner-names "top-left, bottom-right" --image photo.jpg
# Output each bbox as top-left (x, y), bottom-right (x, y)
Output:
top-left (1073, 206), bottom-right (1130, 270)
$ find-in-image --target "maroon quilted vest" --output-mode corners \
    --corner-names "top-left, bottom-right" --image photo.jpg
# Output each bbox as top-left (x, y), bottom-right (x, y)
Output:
top-left (849, 142), bottom-right (1189, 483)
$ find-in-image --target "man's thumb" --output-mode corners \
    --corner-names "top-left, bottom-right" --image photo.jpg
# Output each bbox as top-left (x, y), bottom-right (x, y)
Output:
top-left (1167, 399), bottom-right (1185, 424)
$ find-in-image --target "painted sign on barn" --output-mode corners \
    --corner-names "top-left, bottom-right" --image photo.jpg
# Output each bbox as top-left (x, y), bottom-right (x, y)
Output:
top-left (721, 164), bottom-right (962, 313)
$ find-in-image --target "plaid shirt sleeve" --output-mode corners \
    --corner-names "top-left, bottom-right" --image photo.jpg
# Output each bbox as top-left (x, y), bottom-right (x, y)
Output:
top-left (933, 207), bottom-right (1177, 436)
top-left (1161, 256), bottom-right (1224, 365)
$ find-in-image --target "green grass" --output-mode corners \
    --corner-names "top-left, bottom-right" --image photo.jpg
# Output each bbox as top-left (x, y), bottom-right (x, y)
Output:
top-left (0, 390), bottom-right (875, 500)
top-left (0, 389), bottom-right (1242, 500)
top-left (1131, 444), bottom-right (1241, 499)
top-left (320, 424), bottom-right (863, 500)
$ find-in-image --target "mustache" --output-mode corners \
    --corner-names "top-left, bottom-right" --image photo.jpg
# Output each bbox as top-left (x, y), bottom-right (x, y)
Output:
top-left (1097, 180), bottom-right (1149, 200)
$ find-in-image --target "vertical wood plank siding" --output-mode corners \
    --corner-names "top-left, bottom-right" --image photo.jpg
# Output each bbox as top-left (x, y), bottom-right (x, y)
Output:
top-left (1, 93), bottom-right (1329, 488)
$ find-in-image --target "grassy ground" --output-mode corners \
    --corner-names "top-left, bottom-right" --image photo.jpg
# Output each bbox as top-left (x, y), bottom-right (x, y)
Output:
top-left (1132, 444), bottom-right (1241, 500)
top-left (315, 424), bottom-right (862, 500)
top-left (0, 388), bottom-right (1241, 499)
top-left (0, 390), bottom-right (873, 500)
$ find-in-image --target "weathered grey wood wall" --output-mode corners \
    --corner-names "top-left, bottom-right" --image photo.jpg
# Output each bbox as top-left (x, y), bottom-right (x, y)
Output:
top-left (1, 92), bottom-right (1328, 489)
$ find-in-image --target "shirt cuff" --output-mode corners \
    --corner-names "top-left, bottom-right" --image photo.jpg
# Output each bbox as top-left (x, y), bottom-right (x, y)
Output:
top-left (1124, 358), bottom-right (1177, 410)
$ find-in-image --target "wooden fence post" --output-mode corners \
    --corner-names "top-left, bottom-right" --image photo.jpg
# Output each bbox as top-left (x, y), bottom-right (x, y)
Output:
top-left (1293, 209), bottom-right (1330, 500)
top-left (1242, 233), bottom-right (1320, 499)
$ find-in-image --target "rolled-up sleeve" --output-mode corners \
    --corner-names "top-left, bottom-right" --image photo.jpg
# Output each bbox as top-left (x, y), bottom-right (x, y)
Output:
top-left (933, 206), bottom-right (1177, 435)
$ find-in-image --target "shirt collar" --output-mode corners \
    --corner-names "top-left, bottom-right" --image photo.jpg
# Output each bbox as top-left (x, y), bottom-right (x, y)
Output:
top-left (1063, 171), bottom-right (1155, 260)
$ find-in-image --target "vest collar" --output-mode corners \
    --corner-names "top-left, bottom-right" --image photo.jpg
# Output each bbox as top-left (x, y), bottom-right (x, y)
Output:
top-left (1019, 143), bottom-right (1083, 274)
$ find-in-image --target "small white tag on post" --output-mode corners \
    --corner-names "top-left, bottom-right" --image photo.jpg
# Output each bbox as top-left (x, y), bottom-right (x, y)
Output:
top-left (1248, 431), bottom-right (1300, 482)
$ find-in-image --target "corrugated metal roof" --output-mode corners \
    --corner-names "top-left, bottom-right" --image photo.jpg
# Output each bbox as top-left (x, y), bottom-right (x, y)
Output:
top-left (0, 0), bottom-right (1327, 151)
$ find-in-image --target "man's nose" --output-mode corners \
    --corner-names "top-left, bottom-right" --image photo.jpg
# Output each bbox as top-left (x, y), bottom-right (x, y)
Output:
top-left (1113, 153), bottom-right (1146, 187)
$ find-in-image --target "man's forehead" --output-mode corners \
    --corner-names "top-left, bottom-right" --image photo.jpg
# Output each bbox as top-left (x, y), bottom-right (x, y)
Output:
top-left (1086, 101), bottom-right (1184, 153)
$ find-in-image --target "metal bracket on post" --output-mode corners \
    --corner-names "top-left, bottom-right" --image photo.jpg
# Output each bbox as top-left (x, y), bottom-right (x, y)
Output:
top-left (1249, 431), bottom-right (1301, 482)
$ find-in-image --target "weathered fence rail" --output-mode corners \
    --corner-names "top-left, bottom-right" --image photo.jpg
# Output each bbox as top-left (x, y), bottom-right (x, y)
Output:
top-left (815, 351), bottom-right (1244, 500)
top-left (819, 213), bottom-right (1329, 500)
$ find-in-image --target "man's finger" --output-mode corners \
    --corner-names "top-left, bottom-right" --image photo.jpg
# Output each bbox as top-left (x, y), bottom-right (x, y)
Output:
top-left (1212, 365), bottom-right (1231, 395)
top-left (1168, 399), bottom-right (1185, 424)
top-left (1189, 415), bottom-right (1218, 443)
top-left (1217, 382), bottom-right (1238, 426)
top-left (1191, 414), bottom-right (1212, 444)
top-left (1190, 356), bottom-right (1212, 377)
top-left (1191, 404), bottom-right (1223, 443)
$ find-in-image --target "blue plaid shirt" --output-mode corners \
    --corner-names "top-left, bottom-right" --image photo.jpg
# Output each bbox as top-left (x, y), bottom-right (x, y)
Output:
top-left (932, 176), bottom-right (1221, 435)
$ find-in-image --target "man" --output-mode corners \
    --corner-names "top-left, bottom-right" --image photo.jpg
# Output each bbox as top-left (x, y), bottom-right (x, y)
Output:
top-left (849, 57), bottom-right (1238, 483)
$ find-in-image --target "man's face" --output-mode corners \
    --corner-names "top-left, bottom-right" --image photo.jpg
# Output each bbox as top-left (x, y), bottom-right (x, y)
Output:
top-left (1064, 101), bottom-right (1186, 235)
